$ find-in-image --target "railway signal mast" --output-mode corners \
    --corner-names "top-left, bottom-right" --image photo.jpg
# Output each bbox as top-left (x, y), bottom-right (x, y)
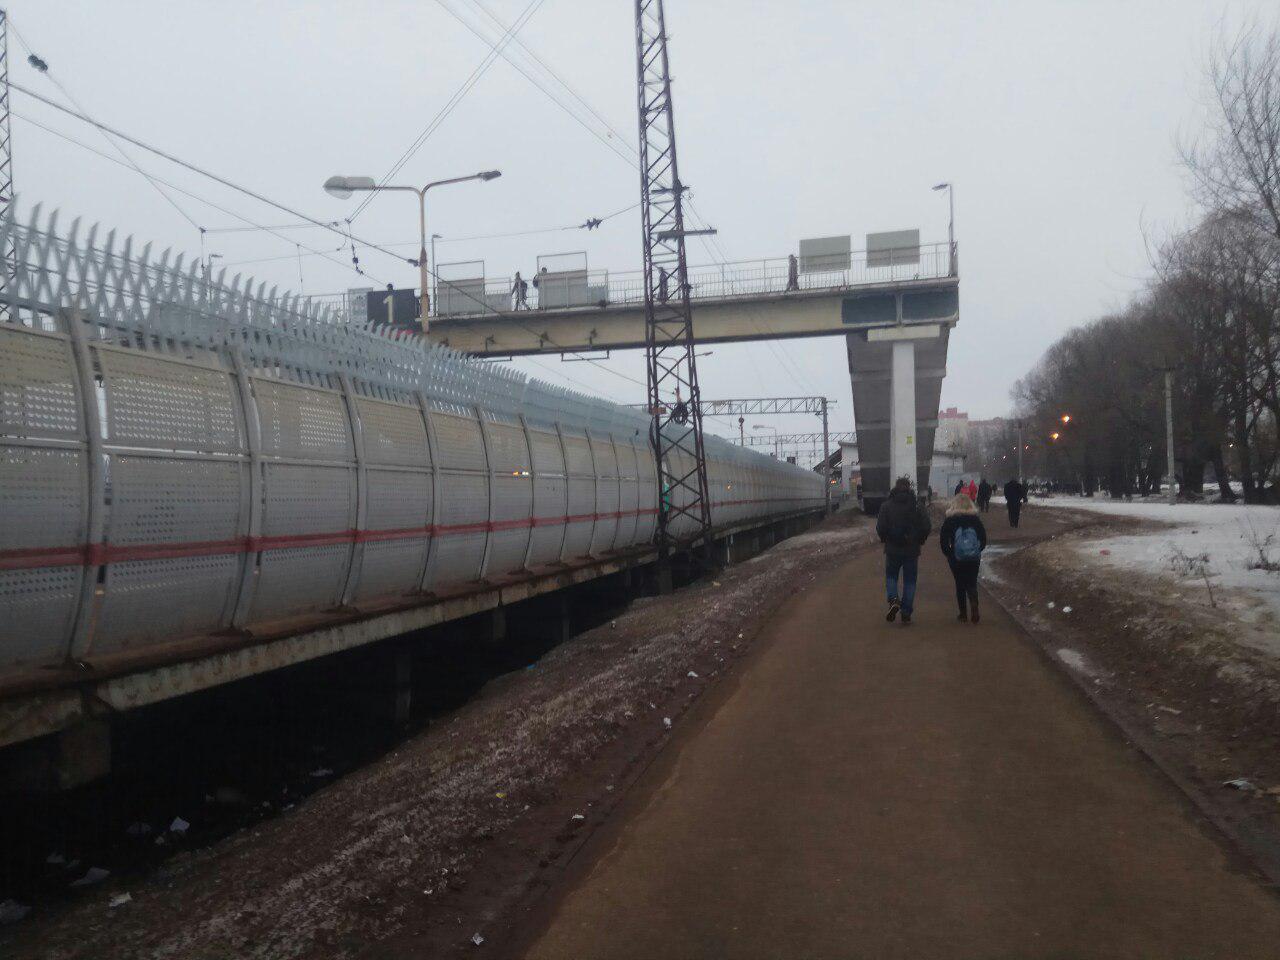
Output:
top-left (635, 0), bottom-right (716, 585)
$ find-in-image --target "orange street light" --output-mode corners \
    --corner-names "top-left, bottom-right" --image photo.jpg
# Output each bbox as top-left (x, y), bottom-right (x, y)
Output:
top-left (1050, 432), bottom-right (1061, 441)
top-left (1060, 414), bottom-right (1072, 424)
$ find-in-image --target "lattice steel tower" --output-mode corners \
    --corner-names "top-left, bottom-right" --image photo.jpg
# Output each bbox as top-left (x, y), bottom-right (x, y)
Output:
top-left (634, 0), bottom-right (713, 575)
top-left (0, 9), bottom-right (13, 312)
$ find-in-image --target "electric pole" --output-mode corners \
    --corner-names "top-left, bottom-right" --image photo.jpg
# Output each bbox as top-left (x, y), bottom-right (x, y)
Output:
top-left (635, 0), bottom-right (715, 587)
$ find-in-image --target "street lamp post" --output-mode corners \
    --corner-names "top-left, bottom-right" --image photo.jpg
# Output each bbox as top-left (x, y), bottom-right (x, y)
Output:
top-left (431, 232), bottom-right (442, 319)
top-left (932, 182), bottom-right (955, 275)
top-left (323, 170), bottom-right (501, 334)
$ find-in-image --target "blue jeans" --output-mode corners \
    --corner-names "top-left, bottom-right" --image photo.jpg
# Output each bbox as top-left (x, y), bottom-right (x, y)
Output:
top-left (885, 555), bottom-right (919, 615)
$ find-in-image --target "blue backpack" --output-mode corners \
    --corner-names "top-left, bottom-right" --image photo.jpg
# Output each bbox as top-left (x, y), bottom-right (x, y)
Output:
top-left (954, 525), bottom-right (982, 562)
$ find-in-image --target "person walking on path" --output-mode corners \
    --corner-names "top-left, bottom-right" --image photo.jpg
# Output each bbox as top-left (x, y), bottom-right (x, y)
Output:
top-left (512, 271), bottom-right (529, 310)
top-left (940, 493), bottom-right (987, 623)
top-left (965, 478), bottom-right (978, 502)
top-left (876, 477), bottom-right (932, 625)
top-left (977, 477), bottom-right (992, 513)
top-left (1004, 477), bottom-right (1026, 528)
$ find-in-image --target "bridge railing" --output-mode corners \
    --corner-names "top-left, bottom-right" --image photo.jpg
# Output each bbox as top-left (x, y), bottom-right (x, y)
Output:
top-left (434, 242), bottom-right (954, 318)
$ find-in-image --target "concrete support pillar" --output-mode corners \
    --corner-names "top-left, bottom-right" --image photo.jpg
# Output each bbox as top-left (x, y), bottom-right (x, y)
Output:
top-left (546, 593), bottom-right (572, 646)
top-left (890, 339), bottom-right (917, 487)
top-left (4, 719), bottom-right (112, 791)
top-left (392, 644), bottom-right (413, 725)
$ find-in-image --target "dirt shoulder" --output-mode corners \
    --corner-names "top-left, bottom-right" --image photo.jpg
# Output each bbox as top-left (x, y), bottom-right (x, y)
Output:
top-left (2, 510), bottom-right (875, 960)
top-left (984, 506), bottom-right (1280, 881)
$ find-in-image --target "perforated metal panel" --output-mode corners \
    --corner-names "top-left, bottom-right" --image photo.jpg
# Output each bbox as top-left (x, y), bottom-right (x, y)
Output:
top-left (615, 440), bottom-right (641, 547)
top-left (252, 544), bottom-right (350, 622)
top-left (98, 348), bottom-right (242, 453)
top-left (429, 411), bottom-right (487, 472)
top-left (0, 567), bottom-right (82, 665)
top-left (485, 422), bottom-right (530, 473)
top-left (261, 463), bottom-right (355, 536)
top-left (95, 554), bottom-right (241, 652)
top-left (357, 397), bottom-right (429, 468)
top-left (0, 443), bottom-right (86, 667)
top-left (561, 435), bottom-right (593, 476)
top-left (424, 474), bottom-right (487, 587)
top-left (589, 437), bottom-right (620, 554)
top-left (0, 444), bottom-right (85, 550)
top-left (355, 467), bottom-right (431, 601)
top-left (356, 538), bottom-right (428, 603)
top-left (563, 477), bottom-right (594, 558)
top-left (254, 379), bottom-right (352, 460)
top-left (0, 327), bottom-right (82, 440)
top-left (528, 429), bottom-right (563, 475)
top-left (105, 455), bottom-right (244, 545)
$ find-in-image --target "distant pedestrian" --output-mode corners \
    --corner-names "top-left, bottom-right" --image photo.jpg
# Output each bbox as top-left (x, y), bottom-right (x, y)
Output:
top-left (940, 493), bottom-right (987, 623)
top-left (1004, 477), bottom-right (1026, 528)
top-left (965, 478), bottom-right (978, 502)
top-left (786, 253), bottom-right (800, 291)
top-left (954, 480), bottom-right (964, 496)
top-left (658, 266), bottom-right (670, 302)
top-left (876, 477), bottom-right (932, 626)
top-left (512, 271), bottom-right (529, 310)
top-left (977, 477), bottom-right (992, 513)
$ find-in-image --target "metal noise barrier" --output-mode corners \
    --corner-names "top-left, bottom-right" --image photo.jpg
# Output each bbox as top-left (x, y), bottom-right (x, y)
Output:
top-left (0, 202), bottom-right (786, 459)
top-left (0, 201), bottom-right (829, 703)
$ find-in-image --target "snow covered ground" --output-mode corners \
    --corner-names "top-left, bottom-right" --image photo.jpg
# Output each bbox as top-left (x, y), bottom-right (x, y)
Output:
top-left (1036, 498), bottom-right (1280, 655)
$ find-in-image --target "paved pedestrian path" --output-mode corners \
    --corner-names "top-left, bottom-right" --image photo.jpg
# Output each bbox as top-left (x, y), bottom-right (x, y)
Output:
top-left (518, 511), bottom-right (1280, 959)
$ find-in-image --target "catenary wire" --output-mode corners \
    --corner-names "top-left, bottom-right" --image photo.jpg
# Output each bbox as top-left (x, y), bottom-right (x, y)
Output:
top-left (10, 84), bottom-right (648, 391)
top-left (346, 0), bottom-right (546, 224)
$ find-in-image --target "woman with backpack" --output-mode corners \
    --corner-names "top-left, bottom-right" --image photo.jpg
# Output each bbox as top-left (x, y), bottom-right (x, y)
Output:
top-left (939, 492), bottom-right (988, 623)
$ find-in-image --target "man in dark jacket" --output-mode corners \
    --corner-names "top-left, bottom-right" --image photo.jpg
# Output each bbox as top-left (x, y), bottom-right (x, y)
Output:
top-left (1003, 477), bottom-right (1026, 528)
top-left (876, 477), bottom-right (932, 625)
top-left (976, 477), bottom-right (992, 513)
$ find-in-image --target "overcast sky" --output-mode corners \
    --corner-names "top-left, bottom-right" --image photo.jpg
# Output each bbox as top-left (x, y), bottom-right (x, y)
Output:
top-left (7, 0), bottom-right (1270, 448)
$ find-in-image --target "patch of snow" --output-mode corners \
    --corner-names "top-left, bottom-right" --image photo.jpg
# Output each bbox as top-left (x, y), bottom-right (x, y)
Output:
top-left (1056, 648), bottom-right (1096, 676)
top-left (1042, 498), bottom-right (1280, 656)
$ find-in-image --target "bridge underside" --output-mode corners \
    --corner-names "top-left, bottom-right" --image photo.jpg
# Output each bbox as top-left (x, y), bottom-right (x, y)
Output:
top-left (428, 277), bottom-right (958, 357)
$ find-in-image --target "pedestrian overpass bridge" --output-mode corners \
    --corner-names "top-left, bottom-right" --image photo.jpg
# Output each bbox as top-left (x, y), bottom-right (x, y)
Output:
top-left (426, 244), bottom-right (960, 508)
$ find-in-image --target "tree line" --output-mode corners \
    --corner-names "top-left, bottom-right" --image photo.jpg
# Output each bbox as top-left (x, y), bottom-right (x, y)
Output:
top-left (1010, 26), bottom-right (1280, 503)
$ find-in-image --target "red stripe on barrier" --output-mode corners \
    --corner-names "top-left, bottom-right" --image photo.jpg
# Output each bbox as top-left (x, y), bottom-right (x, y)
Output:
top-left (0, 500), bottom-right (822, 570)
top-left (0, 545), bottom-right (86, 570)
top-left (88, 538), bottom-right (249, 565)
top-left (249, 531), bottom-right (359, 552)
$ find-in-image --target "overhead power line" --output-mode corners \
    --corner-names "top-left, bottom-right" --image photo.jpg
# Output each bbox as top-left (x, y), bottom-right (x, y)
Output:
top-left (7, 14), bottom-right (201, 232)
top-left (10, 81), bottom-right (646, 392)
top-left (14, 111), bottom-right (386, 283)
top-left (346, 0), bottom-right (546, 224)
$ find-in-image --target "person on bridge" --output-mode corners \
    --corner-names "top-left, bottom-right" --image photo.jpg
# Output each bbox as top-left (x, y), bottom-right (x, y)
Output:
top-left (658, 266), bottom-right (670, 302)
top-left (876, 477), bottom-right (932, 626)
top-left (940, 493), bottom-right (987, 623)
top-left (977, 477), bottom-right (992, 513)
top-left (1004, 477), bottom-right (1027, 528)
top-left (512, 272), bottom-right (529, 310)
top-left (786, 254), bottom-right (800, 291)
